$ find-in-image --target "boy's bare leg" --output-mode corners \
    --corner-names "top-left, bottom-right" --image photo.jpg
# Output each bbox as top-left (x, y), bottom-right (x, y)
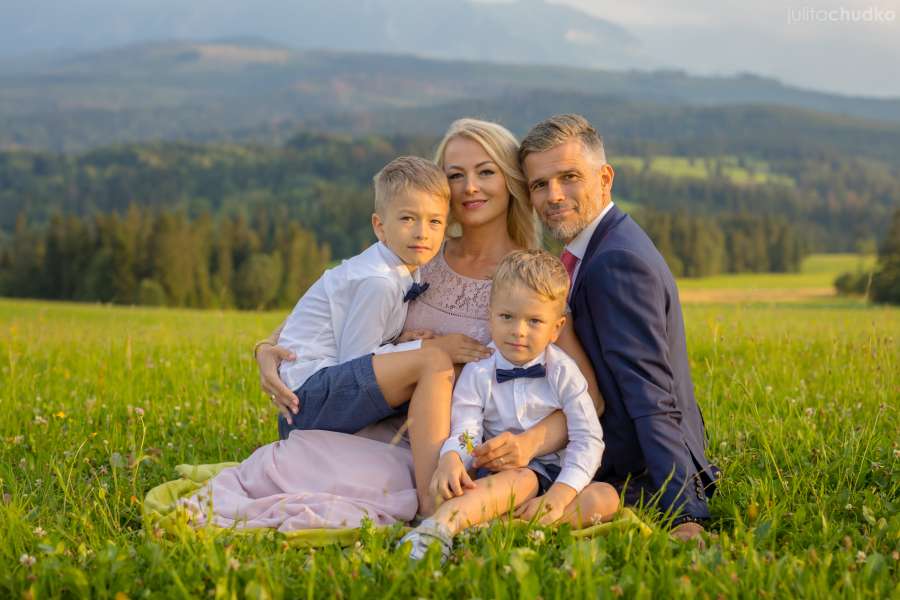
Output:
top-left (557, 482), bottom-right (620, 528)
top-left (432, 468), bottom-right (540, 534)
top-left (372, 347), bottom-right (455, 516)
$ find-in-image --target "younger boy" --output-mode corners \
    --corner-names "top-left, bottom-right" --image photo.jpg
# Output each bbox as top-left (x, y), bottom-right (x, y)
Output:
top-left (400, 250), bottom-right (619, 559)
top-left (276, 155), bottom-right (463, 515)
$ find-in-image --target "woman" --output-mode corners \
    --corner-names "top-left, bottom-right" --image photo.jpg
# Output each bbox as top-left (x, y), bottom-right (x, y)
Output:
top-left (196, 119), bottom-right (604, 530)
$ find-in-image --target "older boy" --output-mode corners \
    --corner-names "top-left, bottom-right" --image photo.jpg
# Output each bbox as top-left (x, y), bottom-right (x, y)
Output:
top-left (274, 155), bottom-right (471, 515)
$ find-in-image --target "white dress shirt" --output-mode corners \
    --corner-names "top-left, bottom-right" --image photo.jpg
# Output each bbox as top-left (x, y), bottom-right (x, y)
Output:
top-left (564, 201), bottom-right (615, 287)
top-left (278, 242), bottom-right (422, 391)
top-left (439, 343), bottom-right (605, 493)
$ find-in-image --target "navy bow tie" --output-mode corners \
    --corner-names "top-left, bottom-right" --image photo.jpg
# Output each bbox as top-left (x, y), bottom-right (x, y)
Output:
top-left (403, 281), bottom-right (429, 303)
top-left (496, 363), bottom-right (546, 384)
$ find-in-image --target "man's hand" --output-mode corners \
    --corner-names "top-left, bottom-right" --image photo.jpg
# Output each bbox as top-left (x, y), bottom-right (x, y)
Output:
top-left (514, 483), bottom-right (576, 525)
top-left (424, 334), bottom-right (492, 364)
top-left (395, 329), bottom-right (435, 343)
top-left (671, 522), bottom-right (706, 549)
top-left (472, 431), bottom-right (539, 471)
top-left (256, 343), bottom-right (299, 423)
top-left (429, 452), bottom-right (476, 502)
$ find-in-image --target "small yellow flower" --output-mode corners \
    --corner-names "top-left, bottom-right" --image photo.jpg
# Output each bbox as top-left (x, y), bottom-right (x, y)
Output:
top-left (54, 411), bottom-right (66, 419)
top-left (458, 431), bottom-right (475, 454)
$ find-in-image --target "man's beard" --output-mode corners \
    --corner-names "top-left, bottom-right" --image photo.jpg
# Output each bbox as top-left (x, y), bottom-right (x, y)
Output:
top-left (543, 206), bottom-right (592, 242)
top-left (545, 219), bottom-right (585, 241)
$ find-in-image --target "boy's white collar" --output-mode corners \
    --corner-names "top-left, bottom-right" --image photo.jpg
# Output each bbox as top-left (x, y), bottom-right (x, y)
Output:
top-left (488, 341), bottom-right (547, 370)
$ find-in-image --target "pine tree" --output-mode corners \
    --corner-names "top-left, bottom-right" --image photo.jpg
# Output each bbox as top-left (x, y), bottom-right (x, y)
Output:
top-left (870, 208), bottom-right (900, 304)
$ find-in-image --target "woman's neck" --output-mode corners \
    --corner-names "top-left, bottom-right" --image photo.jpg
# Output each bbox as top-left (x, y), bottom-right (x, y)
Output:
top-left (453, 216), bottom-right (518, 261)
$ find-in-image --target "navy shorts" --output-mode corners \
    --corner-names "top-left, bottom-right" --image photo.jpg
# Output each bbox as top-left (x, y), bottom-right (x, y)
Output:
top-left (474, 462), bottom-right (562, 495)
top-left (529, 462), bottom-right (562, 495)
top-left (278, 354), bottom-right (405, 440)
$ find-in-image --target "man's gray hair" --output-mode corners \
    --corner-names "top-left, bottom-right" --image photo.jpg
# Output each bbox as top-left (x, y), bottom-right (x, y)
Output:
top-left (518, 114), bottom-right (606, 165)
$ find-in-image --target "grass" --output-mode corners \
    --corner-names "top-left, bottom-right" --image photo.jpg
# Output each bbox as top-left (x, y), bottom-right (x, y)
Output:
top-left (614, 155), bottom-right (795, 187)
top-left (676, 254), bottom-right (877, 303)
top-left (1, 297), bottom-right (898, 598)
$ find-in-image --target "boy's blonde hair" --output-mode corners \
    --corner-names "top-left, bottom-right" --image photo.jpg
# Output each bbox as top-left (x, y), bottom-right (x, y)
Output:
top-left (490, 249), bottom-right (570, 313)
top-left (434, 118), bottom-right (540, 249)
top-left (373, 156), bottom-right (450, 215)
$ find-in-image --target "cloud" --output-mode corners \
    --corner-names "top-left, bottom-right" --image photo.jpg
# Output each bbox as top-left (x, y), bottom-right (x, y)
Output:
top-left (552, 0), bottom-right (900, 96)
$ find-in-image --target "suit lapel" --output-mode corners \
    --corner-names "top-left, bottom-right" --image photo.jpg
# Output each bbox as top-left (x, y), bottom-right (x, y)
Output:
top-left (571, 204), bottom-right (625, 301)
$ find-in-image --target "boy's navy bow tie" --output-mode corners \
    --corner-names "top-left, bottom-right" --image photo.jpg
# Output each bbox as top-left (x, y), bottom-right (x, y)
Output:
top-left (495, 363), bottom-right (546, 384)
top-left (403, 282), bottom-right (429, 303)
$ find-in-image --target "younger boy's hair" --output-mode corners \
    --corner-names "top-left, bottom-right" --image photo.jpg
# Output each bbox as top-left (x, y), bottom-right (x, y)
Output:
top-left (373, 156), bottom-right (451, 215)
top-left (490, 249), bottom-right (570, 314)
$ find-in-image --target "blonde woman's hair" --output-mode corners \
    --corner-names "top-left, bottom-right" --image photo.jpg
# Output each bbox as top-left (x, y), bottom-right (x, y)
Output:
top-left (490, 249), bottom-right (569, 314)
top-left (434, 118), bottom-right (540, 249)
top-left (519, 113), bottom-right (606, 165)
top-left (373, 155), bottom-right (450, 215)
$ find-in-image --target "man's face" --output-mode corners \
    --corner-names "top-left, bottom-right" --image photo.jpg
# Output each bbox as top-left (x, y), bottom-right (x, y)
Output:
top-left (372, 190), bottom-right (448, 270)
top-left (523, 140), bottom-right (615, 243)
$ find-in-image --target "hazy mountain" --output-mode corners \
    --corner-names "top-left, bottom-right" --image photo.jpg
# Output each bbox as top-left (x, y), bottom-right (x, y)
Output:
top-left (3, 40), bottom-right (900, 152)
top-left (1, 0), bottom-right (643, 70)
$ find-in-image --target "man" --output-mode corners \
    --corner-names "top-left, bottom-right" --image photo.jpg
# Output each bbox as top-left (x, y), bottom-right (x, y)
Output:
top-left (519, 114), bottom-right (720, 543)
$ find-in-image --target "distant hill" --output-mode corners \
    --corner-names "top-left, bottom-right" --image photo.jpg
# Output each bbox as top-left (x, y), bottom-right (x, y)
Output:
top-left (310, 90), bottom-right (900, 166)
top-left (0, 0), bottom-right (643, 70)
top-left (2, 41), bottom-right (900, 152)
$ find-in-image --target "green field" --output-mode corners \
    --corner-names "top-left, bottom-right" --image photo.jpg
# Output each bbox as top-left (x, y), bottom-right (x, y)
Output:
top-left (1, 296), bottom-right (898, 598)
top-left (675, 254), bottom-right (877, 304)
top-left (614, 155), bottom-right (795, 187)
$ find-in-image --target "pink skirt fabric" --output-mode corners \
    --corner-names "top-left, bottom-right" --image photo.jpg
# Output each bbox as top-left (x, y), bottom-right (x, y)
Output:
top-left (180, 429), bottom-right (418, 532)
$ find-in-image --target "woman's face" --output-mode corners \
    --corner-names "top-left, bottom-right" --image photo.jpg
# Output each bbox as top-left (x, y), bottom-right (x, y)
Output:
top-left (442, 136), bottom-right (511, 230)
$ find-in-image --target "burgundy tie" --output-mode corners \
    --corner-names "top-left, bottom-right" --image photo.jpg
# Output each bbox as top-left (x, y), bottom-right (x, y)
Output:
top-left (560, 250), bottom-right (579, 283)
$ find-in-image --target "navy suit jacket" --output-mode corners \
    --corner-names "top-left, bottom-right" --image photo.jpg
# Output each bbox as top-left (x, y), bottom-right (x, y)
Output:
top-left (570, 205), bottom-right (719, 520)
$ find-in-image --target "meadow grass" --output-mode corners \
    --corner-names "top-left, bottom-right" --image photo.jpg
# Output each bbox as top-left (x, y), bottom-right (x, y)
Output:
top-left (1, 298), bottom-right (898, 598)
top-left (676, 254), bottom-right (878, 304)
top-left (613, 155), bottom-right (795, 187)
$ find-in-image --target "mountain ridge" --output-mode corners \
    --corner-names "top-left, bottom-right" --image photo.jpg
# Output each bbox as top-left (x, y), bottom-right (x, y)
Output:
top-left (2, 40), bottom-right (900, 153)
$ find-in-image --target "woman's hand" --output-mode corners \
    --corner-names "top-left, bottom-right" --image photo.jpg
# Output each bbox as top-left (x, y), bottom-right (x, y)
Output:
top-left (471, 431), bottom-right (539, 471)
top-left (256, 343), bottom-right (300, 423)
top-left (395, 329), bottom-right (436, 343)
top-left (429, 452), bottom-right (476, 502)
top-left (423, 334), bottom-right (492, 364)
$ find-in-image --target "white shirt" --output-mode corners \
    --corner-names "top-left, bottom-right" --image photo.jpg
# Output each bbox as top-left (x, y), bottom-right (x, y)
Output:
top-left (564, 201), bottom-right (615, 286)
top-left (439, 343), bottom-right (604, 493)
top-left (278, 242), bottom-right (422, 391)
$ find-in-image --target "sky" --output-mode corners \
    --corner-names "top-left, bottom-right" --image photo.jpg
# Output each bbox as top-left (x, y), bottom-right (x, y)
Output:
top-left (553, 0), bottom-right (900, 97)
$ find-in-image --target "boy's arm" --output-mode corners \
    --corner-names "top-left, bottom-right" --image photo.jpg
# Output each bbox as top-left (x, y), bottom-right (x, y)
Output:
top-left (439, 363), bottom-right (487, 470)
top-left (472, 409), bottom-right (568, 470)
top-left (337, 277), bottom-right (420, 362)
top-left (552, 363), bottom-right (605, 494)
top-left (517, 365), bottom-right (604, 524)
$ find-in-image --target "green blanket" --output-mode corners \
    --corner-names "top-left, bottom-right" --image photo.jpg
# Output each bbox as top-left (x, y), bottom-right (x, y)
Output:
top-left (144, 463), bottom-right (653, 547)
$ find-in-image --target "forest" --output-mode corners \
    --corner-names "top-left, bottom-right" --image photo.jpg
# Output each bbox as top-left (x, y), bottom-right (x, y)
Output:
top-left (0, 127), bottom-right (895, 308)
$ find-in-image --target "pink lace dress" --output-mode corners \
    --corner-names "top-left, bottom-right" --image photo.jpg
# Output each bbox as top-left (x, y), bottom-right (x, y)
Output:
top-left (184, 245), bottom-right (494, 531)
top-left (404, 244), bottom-right (493, 345)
